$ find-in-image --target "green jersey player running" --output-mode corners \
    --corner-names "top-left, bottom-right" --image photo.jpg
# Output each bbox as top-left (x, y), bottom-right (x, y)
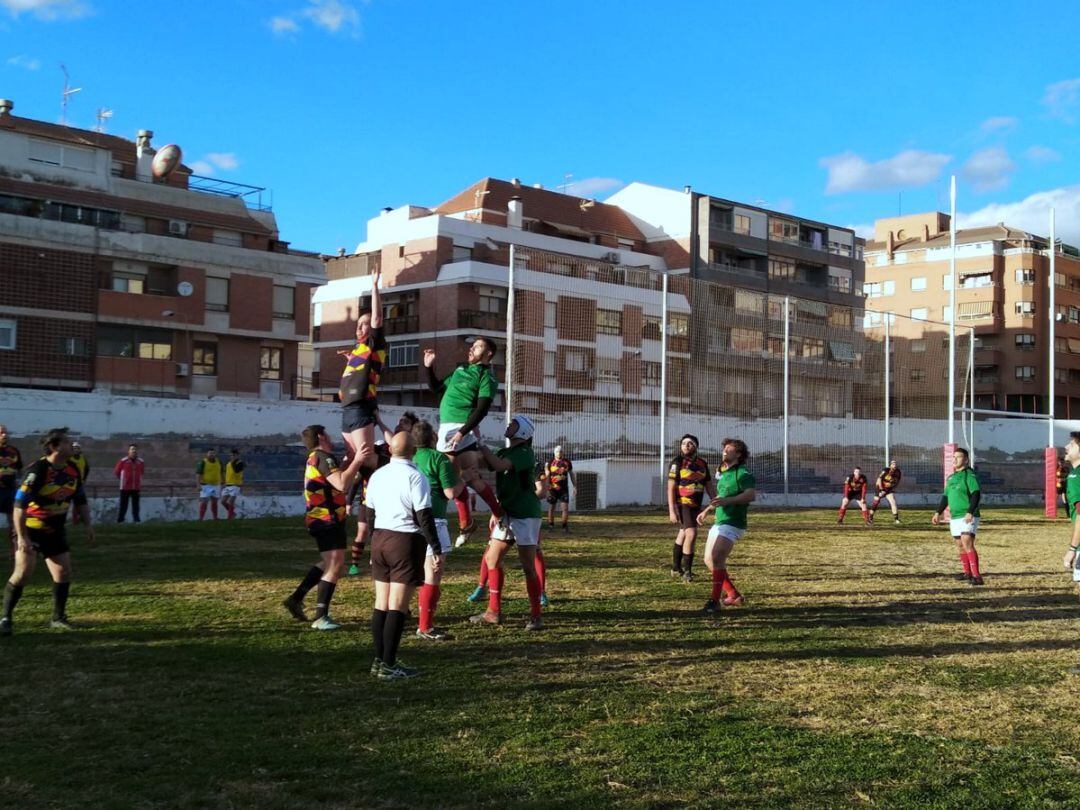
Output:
top-left (424, 337), bottom-right (505, 545)
top-left (1061, 432), bottom-right (1080, 597)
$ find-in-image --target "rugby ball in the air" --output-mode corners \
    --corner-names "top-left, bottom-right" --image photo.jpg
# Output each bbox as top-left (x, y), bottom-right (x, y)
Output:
top-left (151, 144), bottom-right (183, 178)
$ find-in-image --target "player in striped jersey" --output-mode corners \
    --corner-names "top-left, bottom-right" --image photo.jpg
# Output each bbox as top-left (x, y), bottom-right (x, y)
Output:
top-left (667, 434), bottom-right (716, 582)
top-left (868, 460), bottom-right (902, 525)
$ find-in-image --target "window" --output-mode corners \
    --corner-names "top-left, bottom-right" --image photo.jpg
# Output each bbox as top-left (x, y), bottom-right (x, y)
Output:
top-left (206, 277), bottom-right (229, 312)
top-left (564, 349), bottom-right (588, 372)
top-left (544, 351), bottom-right (555, 377)
top-left (642, 315), bottom-right (662, 341)
top-left (1016, 268), bottom-right (1035, 285)
top-left (911, 277), bottom-right (927, 291)
top-left (958, 301), bottom-right (993, 320)
top-left (452, 244), bottom-right (473, 262)
top-left (827, 306), bottom-right (852, 328)
top-left (597, 357), bottom-right (621, 384)
top-left (734, 213), bottom-right (751, 235)
top-left (273, 285), bottom-right (295, 319)
top-left (1057, 368), bottom-right (1069, 383)
top-left (192, 342), bottom-right (218, 375)
top-left (800, 337), bottom-right (825, 360)
top-left (96, 325), bottom-right (172, 360)
top-left (643, 361), bottom-right (661, 386)
top-left (911, 339), bottom-right (926, 353)
top-left (596, 309), bottom-right (622, 336)
top-left (768, 218), bottom-right (799, 243)
top-left (212, 230), bottom-right (243, 247)
top-left (943, 274), bottom-right (953, 290)
top-left (943, 306), bottom-right (952, 322)
top-left (544, 301), bottom-right (556, 329)
top-left (28, 138), bottom-right (95, 171)
top-left (910, 369), bottom-right (926, 381)
top-left (0, 318), bottom-right (15, 350)
top-left (864, 311), bottom-right (883, 328)
top-left (1015, 301), bottom-right (1036, 316)
top-left (388, 342), bottom-right (418, 368)
top-left (960, 272), bottom-right (992, 289)
top-left (769, 258), bottom-right (795, 280)
top-left (58, 337), bottom-right (90, 357)
top-left (668, 314), bottom-right (689, 339)
top-left (260, 347), bottom-right (282, 380)
top-left (735, 289), bottom-right (763, 313)
top-left (730, 328), bottom-right (762, 353)
top-left (478, 290), bottom-right (506, 315)
top-left (1015, 365), bottom-right (1035, 381)
top-left (1015, 334), bottom-right (1036, 349)
top-left (146, 265), bottom-right (176, 296)
top-left (865, 280), bottom-right (895, 298)
top-left (112, 273), bottom-right (145, 294)
top-left (910, 308), bottom-right (929, 321)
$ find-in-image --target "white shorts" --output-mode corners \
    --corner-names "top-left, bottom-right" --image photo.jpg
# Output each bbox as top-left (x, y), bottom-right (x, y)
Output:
top-left (200, 484), bottom-right (221, 500)
top-left (508, 517), bottom-right (541, 547)
top-left (949, 516), bottom-right (979, 537)
top-left (427, 519), bottom-right (452, 557)
top-left (221, 485), bottom-right (241, 499)
top-left (436, 422), bottom-right (479, 454)
top-left (707, 524), bottom-right (746, 544)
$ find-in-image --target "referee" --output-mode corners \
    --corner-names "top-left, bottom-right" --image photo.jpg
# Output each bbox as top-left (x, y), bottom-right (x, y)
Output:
top-left (364, 430), bottom-right (441, 681)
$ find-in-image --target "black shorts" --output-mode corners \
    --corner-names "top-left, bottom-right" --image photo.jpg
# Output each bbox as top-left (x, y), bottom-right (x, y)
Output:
top-left (676, 503), bottom-right (701, 529)
top-left (843, 491), bottom-right (864, 501)
top-left (29, 527), bottom-right (69, 559)
top-left (341, 401), bottom-right (377, 433)
top-left (370, 529), bottom-right (425, 586)
top-left (547, 489), bottom-right (569, 505)
top-left (0, 488), bottom-right (13, 514)
top-left (309, 523), bottom-right (347, 552)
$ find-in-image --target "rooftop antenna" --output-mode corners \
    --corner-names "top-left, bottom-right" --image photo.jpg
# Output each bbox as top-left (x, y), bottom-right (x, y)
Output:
top-left (60, 64), bottom-right (82, 126)
top-left (94, 107), bottom-right (113, 133)
top-left (558, 173), bottom-right (574, 194)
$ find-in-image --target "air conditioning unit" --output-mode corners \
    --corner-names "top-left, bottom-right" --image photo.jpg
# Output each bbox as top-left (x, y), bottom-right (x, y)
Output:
top-left (175, 362), bottom-right (190, 377)
top-left (168, 219), bottom-right (189, 236)
top-left (603, 251), bottom-right (620, 263)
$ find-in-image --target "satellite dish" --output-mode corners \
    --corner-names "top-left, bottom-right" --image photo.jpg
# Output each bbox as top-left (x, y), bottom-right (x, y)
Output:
top-left (177, 281), bottom-right (194, 297)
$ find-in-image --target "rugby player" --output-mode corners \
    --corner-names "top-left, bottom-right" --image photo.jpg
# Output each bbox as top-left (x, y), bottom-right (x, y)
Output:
top-left (196, 448), bottom-right (223, 521)
top-left (338, 266), bottom-right (386, 473)
top-left (868, 459), bottom-right (902, 525)
top-left (114, 443), bottom-right (144, 523)
top-left (423, 339), bottom-right (505, 545)
top-left (222, 448), bottom-right (245, 520)
top-left (544, 446), bottom-right (575, 533)
top-left (1, 427), bottom-right (93, 636)
top-left (667, 434), bottom-right (716, 582)
top-left (469, 415), bottom-right (544, 630)
top-left (284, 425), bottom-right (363, 630)
top-left (1057, 454), bottom-right (1070, 516)
top-left (838, 466), bottom-right (869, 524)
top-left (1061, 433), bottom-right (1080, 593)
top-left (0, 424), bottom-right (23, 556)
top-left (697, 438), bottom-right (755, 614)
top-left (932, 447), bottom-right (983, 585)
top-left (69, 441), bottom-right (89, 525)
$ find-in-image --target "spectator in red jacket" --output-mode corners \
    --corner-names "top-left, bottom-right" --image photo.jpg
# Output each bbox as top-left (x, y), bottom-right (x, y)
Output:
top-left (114, 444), bottom-right (145, 523)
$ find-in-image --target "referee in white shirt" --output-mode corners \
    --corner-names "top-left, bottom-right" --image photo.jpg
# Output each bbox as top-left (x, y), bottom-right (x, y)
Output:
top-left (364, 430), bottom-right (441, 681)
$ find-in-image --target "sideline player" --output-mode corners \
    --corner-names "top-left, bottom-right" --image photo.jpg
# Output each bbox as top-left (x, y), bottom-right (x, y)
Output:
top-left (411, 420), bottom-right (463, 640)
top-left (469, 415), bottom-right (544, 630)
top-left (69, 441), bottom-right (89, 526)
top-left (869, 459), bottom-right (902, 525)
top-left (196, 448), bottom-right (223, 521)
top-left (338, 266), bottom-right (386, 473)
top-left (697, 438), bottom-right (755, 614)
top-left (114, 443), bottom-right (144, 524)
top-left (1, 427), bottom-right (94, 636)
top-left (1057, 454), bottom-right (1070, 516)
top-left (544, 446), bottom-right (575, 533)
top-left (667, 434), bottom-right (716, 582)
top-left (837, 466), bottom-right (869, 524)
top-left (1061, 433), bottom-right (1080, 595)
top-left (932, 447), bottom-right (983, 585)
top-left (284, 425), bottom-right (362, 630)
top-left (423, 339), bottom-right (504, 545)
top-left (222, 448), bottom-right (245, 520)
top-left (0, 424), bottom-right (23, 556)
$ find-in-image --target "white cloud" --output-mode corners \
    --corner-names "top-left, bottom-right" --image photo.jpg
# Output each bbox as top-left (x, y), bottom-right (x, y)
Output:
top-left (6, 53), bottom-right (40, 70)
top-left (0, 0), bottom-right (89, 20)
top-left (564, 177), bottom-right (624, 198)
top-left (302, 0), bottom-right (359, 34)
top-left (980, 116), bottom-right (1017, 134)
top-left (961, 147), bottom-right (1015, 192)
top-left (189, 160), bottom-right (215, 176)
top-left (958, 185), bottom-right (1080, 245)
top-left (1025, 144), bottom-right (1061, 164)
top-left (1043, 78), bottom-right (1080, 122)
top-left (847, 222), bottom-right (875, 239)
top-left (270, 15), bottom-right (299, 35)
top-left (820, 149), bottom-right (952, 194)
top-left (188, 153), bottom-right (239, 177)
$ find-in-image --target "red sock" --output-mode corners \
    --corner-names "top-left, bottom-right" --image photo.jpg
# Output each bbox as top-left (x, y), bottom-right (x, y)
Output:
top-left (227, 504), bottom-right (235, 519)
top-left (487, 566), bottom-right (503, 614)
top-left (960, 551), bottom-right (972, 576)
top-left (198, 502), bottom-right (206, 520)
top-left (711, 568), bottom-right (724, 601)
top-left (838, 507), bottom-right (846, 521)
top-left (721, 570), bottom-right (740, 599)
top-left (525, 572), bottom-right (542, 618)
top-left (418, 583), bottom-right (437, 632)
top-left (861, 509), bottom-right (869, 523)
top-left (477, 556), bottom-right (489, 587)
top-left (211, 501), bottom-right (219, 519)
top-left (534, 548), bottom-right (547, 591)
top-left (454, 492), bottom-right (472, 528)
top-left (968, 549), bottom-right (981, 577)
top-left (473, 482), bottom-right (504, 519)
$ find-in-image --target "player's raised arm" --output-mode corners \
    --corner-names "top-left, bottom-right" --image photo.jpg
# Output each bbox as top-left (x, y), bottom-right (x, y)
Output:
top-left (369, 266), bottom-right (383, 329)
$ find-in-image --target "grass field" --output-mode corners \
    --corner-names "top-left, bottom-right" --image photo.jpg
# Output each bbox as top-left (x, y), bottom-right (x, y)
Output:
top-left (3, 508), bottom-right (1080, 809)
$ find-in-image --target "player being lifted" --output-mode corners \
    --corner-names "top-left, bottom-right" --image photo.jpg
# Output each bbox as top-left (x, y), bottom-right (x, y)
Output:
top-left (423, 338), bottom-right (505, 545)
top-left (868, 459), bottom-right (902, 525)
top-left (667, 434), bottom-right (716, 582)
top-left (338, 266), bottom-right (386, 473)
top-left (837, 466), bottom-right (869, 524)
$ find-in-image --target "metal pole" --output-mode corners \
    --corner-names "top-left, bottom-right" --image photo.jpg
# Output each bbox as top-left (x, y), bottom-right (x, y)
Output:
top-left (969, 325), bottom-right (976, 466)
top-left (884, 314), bottom-right (890, 466)
top-left (1049, 207), bottom-right (1056, 448)
top-left (659, 272), bottom-right (670, 500)
top-left (783, 296), bottom-right (790, 502)
top-left (505, 243), bottom-right (516, 430)
top-left (948, 175), bottom-right (957, 445)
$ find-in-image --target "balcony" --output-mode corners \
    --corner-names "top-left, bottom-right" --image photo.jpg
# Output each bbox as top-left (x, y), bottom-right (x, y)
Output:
top-left (459, 310), bottom-right (505, 331)
top-left (384, 315), bottom-right (418, 335)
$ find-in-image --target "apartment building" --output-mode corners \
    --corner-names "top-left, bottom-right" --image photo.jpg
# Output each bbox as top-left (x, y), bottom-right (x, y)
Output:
top-left (0, 99), bottom-right (323, 399)
top-left (864, 212), bottom-right (1080, 416)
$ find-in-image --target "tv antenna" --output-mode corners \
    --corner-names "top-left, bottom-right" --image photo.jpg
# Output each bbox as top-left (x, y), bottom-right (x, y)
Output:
top-left (60, 64), bottom-right (82, 126)
top-left (558, 172), bottom-right (574, 194)
top-left (94, 107), bottom-right (113, 133)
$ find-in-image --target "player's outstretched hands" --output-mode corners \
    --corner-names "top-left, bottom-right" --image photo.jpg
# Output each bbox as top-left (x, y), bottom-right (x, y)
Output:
top-left (931, 512), bottom-right (941, 525)
top-left (696, 507), bottom-right (711, 527)
top-left (1065, 547), bottom-right (1076, 571)
top-left (422, 348), bottom-right (436, 368)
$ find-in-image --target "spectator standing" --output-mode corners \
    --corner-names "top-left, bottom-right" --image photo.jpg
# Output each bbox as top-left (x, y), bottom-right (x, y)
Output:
top-left (114, 443), bottom-right (144, 524)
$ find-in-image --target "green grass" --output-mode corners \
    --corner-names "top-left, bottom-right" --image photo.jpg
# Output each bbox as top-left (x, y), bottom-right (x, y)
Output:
top-left (3, 509), bottom-right (1080, 808)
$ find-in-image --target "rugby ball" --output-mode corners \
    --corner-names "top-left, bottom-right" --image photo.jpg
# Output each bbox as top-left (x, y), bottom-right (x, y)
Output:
top-left (151, 144), bottom-right (183, 179)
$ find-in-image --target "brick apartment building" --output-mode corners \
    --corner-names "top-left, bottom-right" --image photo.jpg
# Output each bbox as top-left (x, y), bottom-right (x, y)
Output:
top-left (864, 212), bottom-right (1080, 416)
top-left (313, 178), bottom-right (867, 420)
top-left (0, 99), bottom-right (324, 399)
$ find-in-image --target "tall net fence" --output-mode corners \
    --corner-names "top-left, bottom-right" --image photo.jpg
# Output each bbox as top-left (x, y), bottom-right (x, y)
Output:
top-left (505, 248), bottom-right (975, 508)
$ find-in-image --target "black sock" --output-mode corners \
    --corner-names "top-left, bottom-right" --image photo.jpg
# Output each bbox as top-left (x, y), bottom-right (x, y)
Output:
top-left (314, 579), bottom-right (336, 620)
top-left (371, 608), bottom-right (387, 661)
top-left (672, 543), bottom-right (683, 571)
top-left (682, 554), bottom-right (694, 574)
top-left (382, 610), bottom-right (406, 666)
top-left (52, 581), bottom-right (70, 620)
top-left (3, 581), bottom-right (23, 620)
top-left (291, 566), bottom-right (323, 602)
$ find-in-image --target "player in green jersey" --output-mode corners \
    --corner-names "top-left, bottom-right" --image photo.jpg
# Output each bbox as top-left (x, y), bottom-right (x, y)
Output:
top-left (932, 447), bottom-right (983, 585)
top-left (1061, 433), bottom-right (1080, 595)
top-left (697, 438), bottom-right (755, 614)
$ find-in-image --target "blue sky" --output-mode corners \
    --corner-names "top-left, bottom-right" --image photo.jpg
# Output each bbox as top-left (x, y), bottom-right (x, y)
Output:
top-left (3, 0), bottom-right (1080, 250)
